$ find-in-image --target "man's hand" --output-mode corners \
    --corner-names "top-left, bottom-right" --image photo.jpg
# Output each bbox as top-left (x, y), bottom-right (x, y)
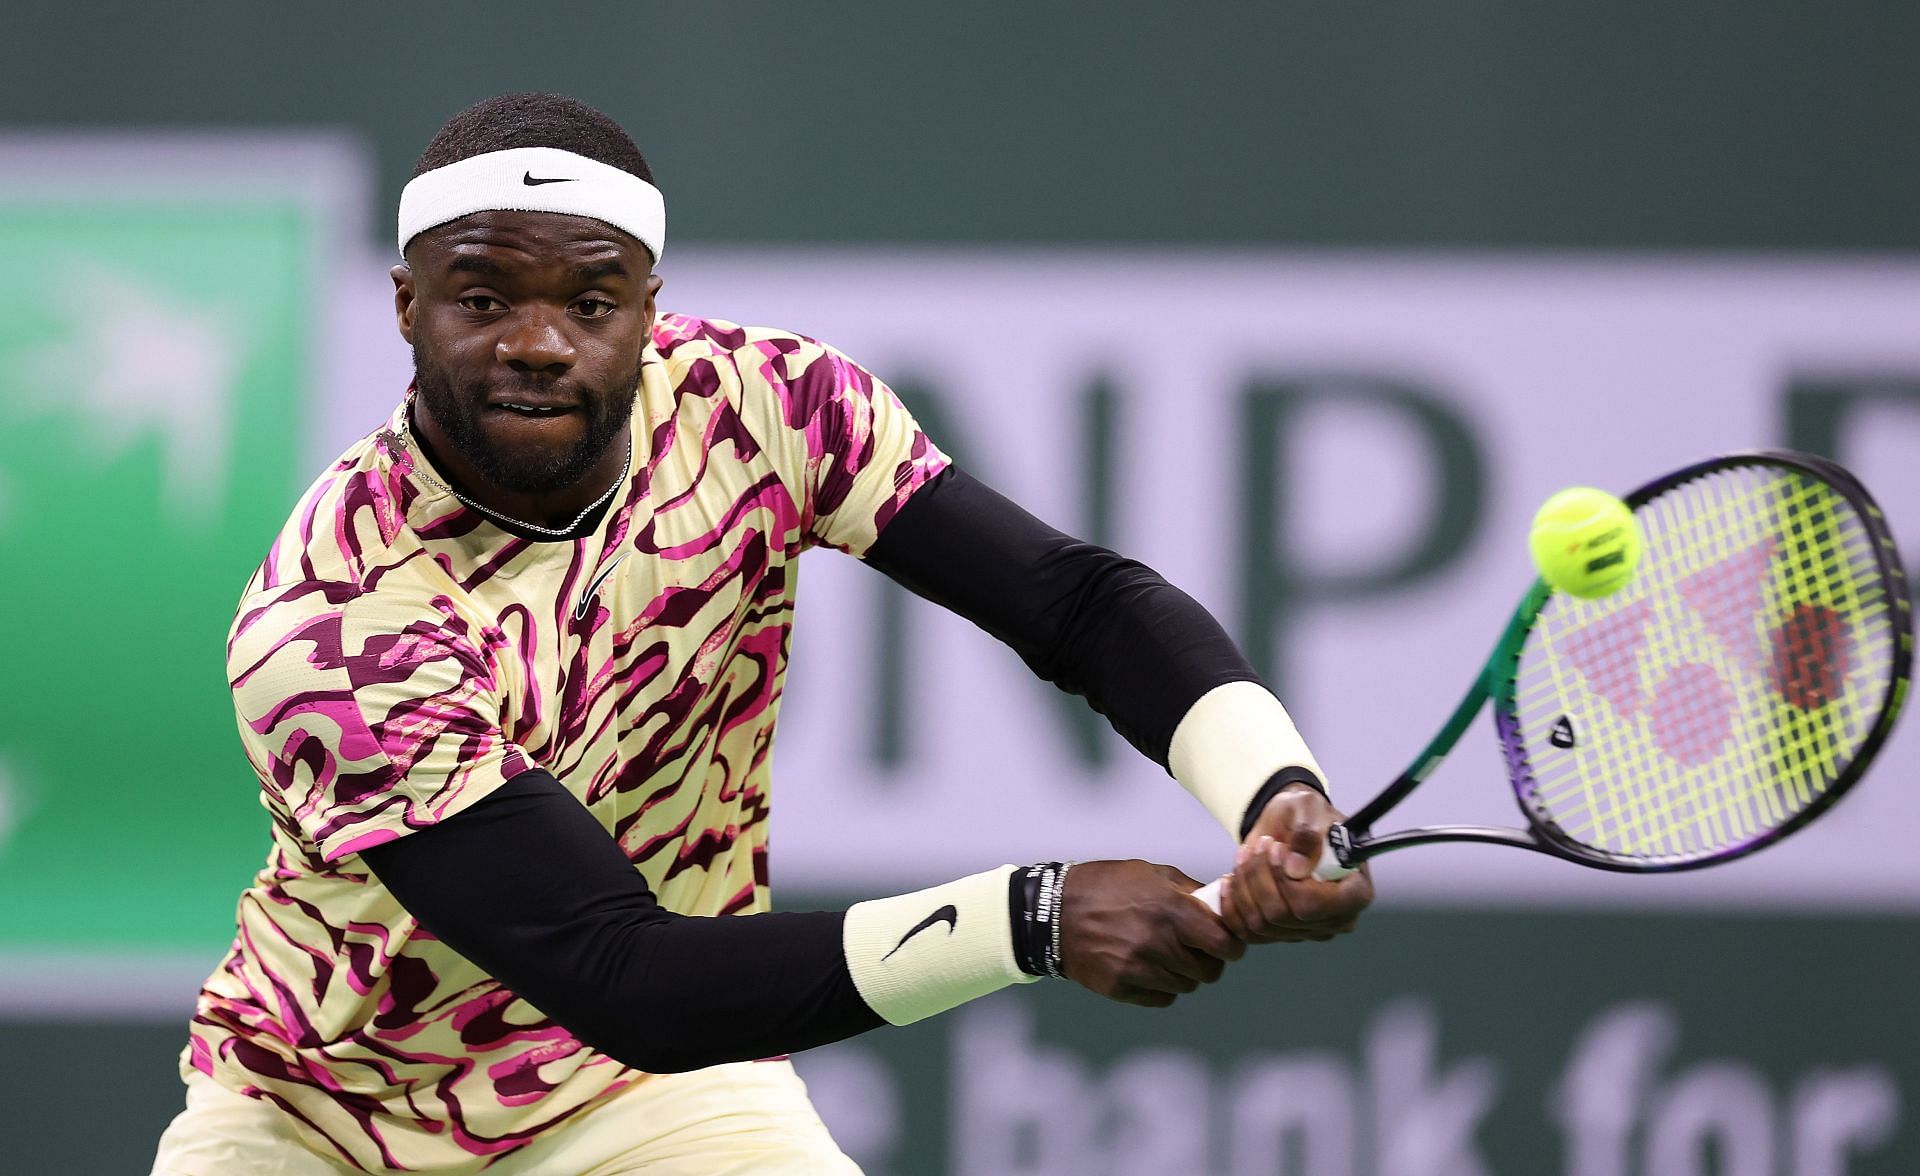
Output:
top-left (1218, 783), bottom-right (1375, 944)
top-left (1058, 859), bottom-right (1246, 1007)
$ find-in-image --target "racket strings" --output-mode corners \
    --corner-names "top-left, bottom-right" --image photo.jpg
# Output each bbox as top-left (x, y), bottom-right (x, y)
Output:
top-left (1629, 477), bottom-right (1838, 845)
top-left (1510, 464), bottom-right (1897, 865)
top-left (1584, 477), bottom-right (1884, 854)
top-left (1600, 483), bottom-right (1888, 852)
top-left (1672, 500), bottom-right (1871, 843)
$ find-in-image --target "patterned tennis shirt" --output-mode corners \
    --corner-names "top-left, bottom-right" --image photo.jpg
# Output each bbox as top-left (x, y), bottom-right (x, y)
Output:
top-left (185, 313), bottom-right (947, 1172)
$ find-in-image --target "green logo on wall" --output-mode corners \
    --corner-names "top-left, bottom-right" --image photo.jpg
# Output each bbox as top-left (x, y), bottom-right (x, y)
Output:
top-left (0, 154), bottom-right (343, 952)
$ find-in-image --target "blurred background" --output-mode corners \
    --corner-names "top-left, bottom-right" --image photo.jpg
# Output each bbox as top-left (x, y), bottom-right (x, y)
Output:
top-left (3, 4), bottom-right (1917, 1173)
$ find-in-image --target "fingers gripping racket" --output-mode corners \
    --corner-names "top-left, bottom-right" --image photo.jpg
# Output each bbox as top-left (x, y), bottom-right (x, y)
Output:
top-left (1196, 450), bottom-right (1911, 911)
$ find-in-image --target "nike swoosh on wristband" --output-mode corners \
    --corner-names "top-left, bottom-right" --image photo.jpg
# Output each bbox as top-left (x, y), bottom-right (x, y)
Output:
top-left (523, 172), bottom-right (576, 186)
top-left (881, 905), bottom-right (959, 962)
top-left (573, 550), bottom-right (631, 621)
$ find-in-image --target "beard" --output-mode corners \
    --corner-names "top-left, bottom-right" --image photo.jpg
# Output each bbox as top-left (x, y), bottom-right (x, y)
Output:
top-left (412, 344), bottom-right (641, 496)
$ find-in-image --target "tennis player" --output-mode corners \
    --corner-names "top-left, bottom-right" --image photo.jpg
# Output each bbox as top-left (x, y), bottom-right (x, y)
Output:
top-left (150, 93), bottom-right (1374, 1175)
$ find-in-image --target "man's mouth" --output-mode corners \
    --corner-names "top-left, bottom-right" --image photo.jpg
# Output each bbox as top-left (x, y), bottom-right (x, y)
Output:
top-left (488, 395), bottom-right (582, 418)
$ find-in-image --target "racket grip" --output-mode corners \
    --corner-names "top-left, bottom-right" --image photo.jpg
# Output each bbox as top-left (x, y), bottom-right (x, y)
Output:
top-left (1190, 840), bottom-right (1354, 914)
top-left (1314, 842), bottom-right (1357, 882)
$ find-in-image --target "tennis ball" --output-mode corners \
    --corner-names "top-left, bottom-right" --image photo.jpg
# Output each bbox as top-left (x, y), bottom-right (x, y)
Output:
top-left (1529, 487), bottom-right (1642, 598)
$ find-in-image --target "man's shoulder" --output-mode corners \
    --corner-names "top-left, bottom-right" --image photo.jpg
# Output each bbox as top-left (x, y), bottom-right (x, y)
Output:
top-left (230, 554), bottom-right (470, 672)
top-left (653, 311), bottom-right (817, 356)
top-left (246, 423), bottom-right (428, 603)
top-left (652, 313), bottom-right (879, 426)
top-left (652, 312), bottom-right (840, 381)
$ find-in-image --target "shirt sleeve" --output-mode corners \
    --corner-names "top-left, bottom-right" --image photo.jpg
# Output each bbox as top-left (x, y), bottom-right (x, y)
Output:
top-left (862, 465), bottom-right (1329, 837)
top-left (227, 580), bottom-right (535, 862)
top-left (361, 769), bottom-right (883, 1074)
top-left (743, 332), bottom-right (949, 556)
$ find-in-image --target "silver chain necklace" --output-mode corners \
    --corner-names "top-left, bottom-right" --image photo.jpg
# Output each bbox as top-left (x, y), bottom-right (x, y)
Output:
top-left (400, 397), bottom-right (632, 539)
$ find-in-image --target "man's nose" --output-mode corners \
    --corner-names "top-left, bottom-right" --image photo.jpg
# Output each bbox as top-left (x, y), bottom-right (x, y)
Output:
top-left (496, 306), bottom-right (577, 373)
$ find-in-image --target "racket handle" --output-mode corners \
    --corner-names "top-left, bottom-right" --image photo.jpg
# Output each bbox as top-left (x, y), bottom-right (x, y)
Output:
top-left (1191, 841), bottom-right (1354, 915)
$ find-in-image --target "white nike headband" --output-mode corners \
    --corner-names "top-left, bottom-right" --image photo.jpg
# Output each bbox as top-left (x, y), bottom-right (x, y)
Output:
top-left (397, 146), bottom-right (666, 261)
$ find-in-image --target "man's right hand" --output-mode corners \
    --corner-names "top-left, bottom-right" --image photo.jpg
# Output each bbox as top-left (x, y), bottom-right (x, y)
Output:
top-left (1057, 859), bottom-right (1246, 1007)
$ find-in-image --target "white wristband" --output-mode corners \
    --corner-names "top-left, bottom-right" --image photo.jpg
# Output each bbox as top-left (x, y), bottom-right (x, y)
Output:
top-left (1168, 681), bottom-right (1328, 837)
top-left (843, 866), bottom-right (1039, 1026)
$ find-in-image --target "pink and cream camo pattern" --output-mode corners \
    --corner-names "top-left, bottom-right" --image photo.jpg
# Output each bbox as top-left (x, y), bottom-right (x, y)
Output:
top-left (185, 314), bottom-right (947, 1173)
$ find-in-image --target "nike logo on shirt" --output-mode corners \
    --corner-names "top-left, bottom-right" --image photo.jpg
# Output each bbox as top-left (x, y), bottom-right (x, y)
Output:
top-left (573, 550), bottom-right (631, 621)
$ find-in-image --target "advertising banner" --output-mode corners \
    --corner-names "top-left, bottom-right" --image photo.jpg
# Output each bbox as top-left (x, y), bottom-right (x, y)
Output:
top-left (777, 908), bottom-right (1913, 1176)
top-left (6, 193), bottom-right (1920, 960)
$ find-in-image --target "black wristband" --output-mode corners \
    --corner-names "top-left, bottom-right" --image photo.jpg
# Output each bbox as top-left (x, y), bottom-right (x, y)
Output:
top-left (1007, 862), bottom-right (1067, 978)
top-left (1237, 766), bottom-right (1330, 842)
top-left (1008, 865), bottom-right (1046, 977)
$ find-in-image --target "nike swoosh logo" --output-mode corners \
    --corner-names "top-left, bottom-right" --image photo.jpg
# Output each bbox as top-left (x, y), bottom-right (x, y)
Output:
top-left (573, 550), bottom-right (631, 621)
top-left (882, 905), bottom-right (958, 962)
top-left (523, 172), bottom-right (576, 186)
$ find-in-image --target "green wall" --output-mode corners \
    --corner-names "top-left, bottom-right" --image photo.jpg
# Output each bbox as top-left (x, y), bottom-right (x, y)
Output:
top-left (9, 2), bottom-right (1920, 250)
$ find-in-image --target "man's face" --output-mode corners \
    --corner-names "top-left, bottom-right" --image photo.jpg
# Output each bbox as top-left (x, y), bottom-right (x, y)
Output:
top-left (393, 211), bottom-right (661, 497)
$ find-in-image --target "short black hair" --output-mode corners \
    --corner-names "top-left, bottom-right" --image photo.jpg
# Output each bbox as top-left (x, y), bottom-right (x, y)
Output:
top-left (413, 92), bottom-right (654, 184)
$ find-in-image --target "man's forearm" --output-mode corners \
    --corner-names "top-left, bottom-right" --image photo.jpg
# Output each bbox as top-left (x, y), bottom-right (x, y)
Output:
top-left (361, 770), bottom-right (1039, 1073)
top-left (363, 771), bottom-right (879, 1072)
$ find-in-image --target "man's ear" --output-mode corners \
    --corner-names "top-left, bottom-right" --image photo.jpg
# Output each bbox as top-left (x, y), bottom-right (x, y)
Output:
top-left (392, 263), bottom-right (417, 345)
top-left (641, 272), bottom-right (663, 338)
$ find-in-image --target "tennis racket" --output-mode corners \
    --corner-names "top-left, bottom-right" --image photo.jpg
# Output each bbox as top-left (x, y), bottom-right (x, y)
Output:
top-left (1196, 449), bottom-right (1911, 910)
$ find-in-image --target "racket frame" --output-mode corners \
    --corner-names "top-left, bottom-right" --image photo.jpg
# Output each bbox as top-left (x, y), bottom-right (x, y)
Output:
top-left (1327, 449), bottom-right (1912, 874)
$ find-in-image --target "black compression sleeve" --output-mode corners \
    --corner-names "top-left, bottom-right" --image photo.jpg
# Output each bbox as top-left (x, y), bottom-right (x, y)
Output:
top-left (360, 769), bottom-right (882, 1074)
top-left (863, 465), bottom-right (1263, 768)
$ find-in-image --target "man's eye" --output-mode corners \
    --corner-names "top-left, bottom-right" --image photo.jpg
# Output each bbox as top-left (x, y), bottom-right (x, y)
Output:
top-left (574, 299), bottom-right (616, 319)
top-left (459, 295), bottom-right (503, 313)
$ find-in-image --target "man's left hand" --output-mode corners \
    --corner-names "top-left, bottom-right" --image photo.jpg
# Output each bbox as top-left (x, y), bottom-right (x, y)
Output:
top-left (1215, 783), bottom-right (1375, 944)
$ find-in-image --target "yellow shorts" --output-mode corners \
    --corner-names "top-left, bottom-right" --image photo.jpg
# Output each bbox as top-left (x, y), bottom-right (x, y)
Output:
top-left (150, 1060), bottom-right (861, 1175)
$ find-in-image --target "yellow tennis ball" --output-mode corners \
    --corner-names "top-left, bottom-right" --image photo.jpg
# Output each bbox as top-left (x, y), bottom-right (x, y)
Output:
top-left (1529, 487), bottom-right (1643, 598)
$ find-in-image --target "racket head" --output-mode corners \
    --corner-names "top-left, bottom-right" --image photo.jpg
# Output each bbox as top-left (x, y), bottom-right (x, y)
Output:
top-left (1488, 451), bottom-right (1911, 872)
